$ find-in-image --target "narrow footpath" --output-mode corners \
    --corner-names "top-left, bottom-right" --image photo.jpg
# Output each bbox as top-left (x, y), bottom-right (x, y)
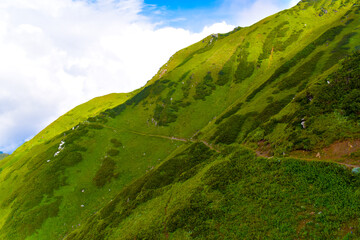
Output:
top-left (100, 123), bottom-right (359, 169)
top-left (99, 124), bottom-right (221, 153)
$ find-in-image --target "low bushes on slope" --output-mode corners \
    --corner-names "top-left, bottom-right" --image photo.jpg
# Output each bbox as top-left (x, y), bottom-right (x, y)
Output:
top-left (260, 51), bottom-right (360, 153)
top-left (0, 126), bottom-right (89, 239)
top-left (246, 25), bottom-right (346, 102)
top-left (65, 146), bottom-right (360, 239)
top-left (65, 142), bottom-right (216, 240)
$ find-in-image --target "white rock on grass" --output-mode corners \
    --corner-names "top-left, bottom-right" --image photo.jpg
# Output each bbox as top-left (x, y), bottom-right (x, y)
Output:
top-left (58, 141), bottom-right (65, 150)
top-left (54, 140), bottom-right (65, 157)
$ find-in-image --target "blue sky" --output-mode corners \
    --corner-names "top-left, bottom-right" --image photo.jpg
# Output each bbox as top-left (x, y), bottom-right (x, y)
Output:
top-left (0, 0), bottom-right (297, 153)
top-left (142, 0), bottom-right (297, 31)
top-left (145, 0), bottom-right (221, 9)
top-left (143, 0), bottom-right (225, 31)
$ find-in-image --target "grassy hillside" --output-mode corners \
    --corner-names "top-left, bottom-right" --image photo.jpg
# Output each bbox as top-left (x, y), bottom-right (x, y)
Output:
top-left (1, 91), bottom-right (135, 173)
top-left (24, 92), bottom-right (138, 149)
top-left (0, 0), bottom-right (360, 239)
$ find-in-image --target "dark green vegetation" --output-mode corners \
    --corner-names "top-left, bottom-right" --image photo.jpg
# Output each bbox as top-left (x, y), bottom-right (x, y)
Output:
top-left (234, 42), bottom-right (256, 84)
top-left (1, 0), bottom-right (360, 239)
top-left (1, 129), bottom-right (86, 239)
top-left (67, 147), bottom-right (360, 239)
top-left (245, 24), bottom-right (346, 102)
top-left (93, 157), bottom-right (119, 187)
top-left (216, 54), bottom-right (235, 86)
top-left (194, 72), bottom-right (216, 100)
top-left (258, 21), bottom-right (290, 61)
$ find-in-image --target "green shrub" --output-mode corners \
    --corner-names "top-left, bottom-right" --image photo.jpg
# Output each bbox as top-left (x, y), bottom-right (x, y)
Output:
top-left (322, 32), bottom-right (357, 71)
top-left (181, 77), bottom-right (192, 98)
top-left (213, 94), bottom-right (293, 145)
top-left (65, 125), bottom-right (89, 144)
top-left (166, 189), bottom-right (222, 237)
top-left (218, 26), bottom-right (242, 39)
top-left (217, 54), bottom-right (235, 86)
top-left (312, 51), bottom-right (360, 115)
top-left (282, 29), bottom-right (304, 49)
top-left (153, 104), bottom-right (178, 126)
top-left (105, 79), bottom-right (169, 118)
top-left (110, 138), bottom-right (122, 148)
top-left (234, 46), bottom-right (255, 84)
top-left (153, 87), bottom-right (191, 125)
top-left (259, 95), bottom-right (294, 122)
top-left (266, 96), bottom-right (274, 103)
top-left (9, 197), bottom-right (62, 238)
top-left (203, 148), bottom-right (256, 192)
top-left (278, 51), bottom-right (324, 90)
top-left (259, 21), bottom-right (289, 61)
top-left (246, 25), bottom-right (345, 102)
top-left (67, 143), bottom-right (216, 239)
top-left (264, 51), bottom-right (360, 152)
top-left (215, 102), bottom-right (243, 124)
top-left (88, 117), bottom-right (97, 122)
top-left (194, 72), bottom-right (216, 100)
top-left (2, 135), bottom-right (86, 239)
top-left (93, 157), bottom-right (118, 187)
top-left (342, 89), bottom-right (360, 118)
top-left (179, 70), bottom-right (191, 82)
top-left (213, 112), bottom-right (259, 144)
top-left (143, 142), bottom-right (214, 189)
top-left (60, 151), bottom-right (83, 167)
top-left (107, 149), bottom-right (120, 157)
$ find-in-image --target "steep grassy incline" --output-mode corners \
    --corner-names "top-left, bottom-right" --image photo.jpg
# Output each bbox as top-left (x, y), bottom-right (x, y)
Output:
top-left (66, 145), bottom-right (360, 239)
top-left (65, 49), bottom-right (360, 239)
top-left (0, 92), bottom-right (134, 178)
top-left (22, 92), bottom-right (137, 149)
top-left (0, 92), bottom-right (137, 239)
top-left (0, 0), bottom-right (359, 239)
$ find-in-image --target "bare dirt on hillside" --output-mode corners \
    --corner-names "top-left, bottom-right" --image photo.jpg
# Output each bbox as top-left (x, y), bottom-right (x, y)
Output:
top-left (256, 139), bottom-right (360, 168)
top-left (290, 140), bottom-right (360, 167)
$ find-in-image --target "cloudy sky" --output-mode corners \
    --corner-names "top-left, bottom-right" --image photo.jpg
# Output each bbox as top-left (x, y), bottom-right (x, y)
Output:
top-left (0, 0), bottom-right (297, 153)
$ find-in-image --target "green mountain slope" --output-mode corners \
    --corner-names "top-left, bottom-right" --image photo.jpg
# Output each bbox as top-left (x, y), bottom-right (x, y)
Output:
top-left (1, 0), bottom-right (360, 239)
top-left (1, 92), bottom-right (135, 173)
top-left (20, 92), bottom-right (137, 150)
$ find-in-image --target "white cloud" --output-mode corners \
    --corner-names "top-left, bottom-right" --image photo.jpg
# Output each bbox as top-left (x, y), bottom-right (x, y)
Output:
top-left (289, 0), bottom-right (299, 7)
top-left (0, 0), bottom-right (235, 153)
top-left (234, 0), bottom-right (282, 26)
top-left (221, 0), bottom-right (296, 27)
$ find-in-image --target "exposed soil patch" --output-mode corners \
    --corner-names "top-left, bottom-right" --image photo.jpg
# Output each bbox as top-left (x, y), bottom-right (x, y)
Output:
top-left (321, 140), bottom-right (360, 159)
top-left (256, 140), bottom-right (272, 157)
top-left (291, 140), bottom-right (360, 159)
top-left (290, 139), bottom-right (360, 168)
